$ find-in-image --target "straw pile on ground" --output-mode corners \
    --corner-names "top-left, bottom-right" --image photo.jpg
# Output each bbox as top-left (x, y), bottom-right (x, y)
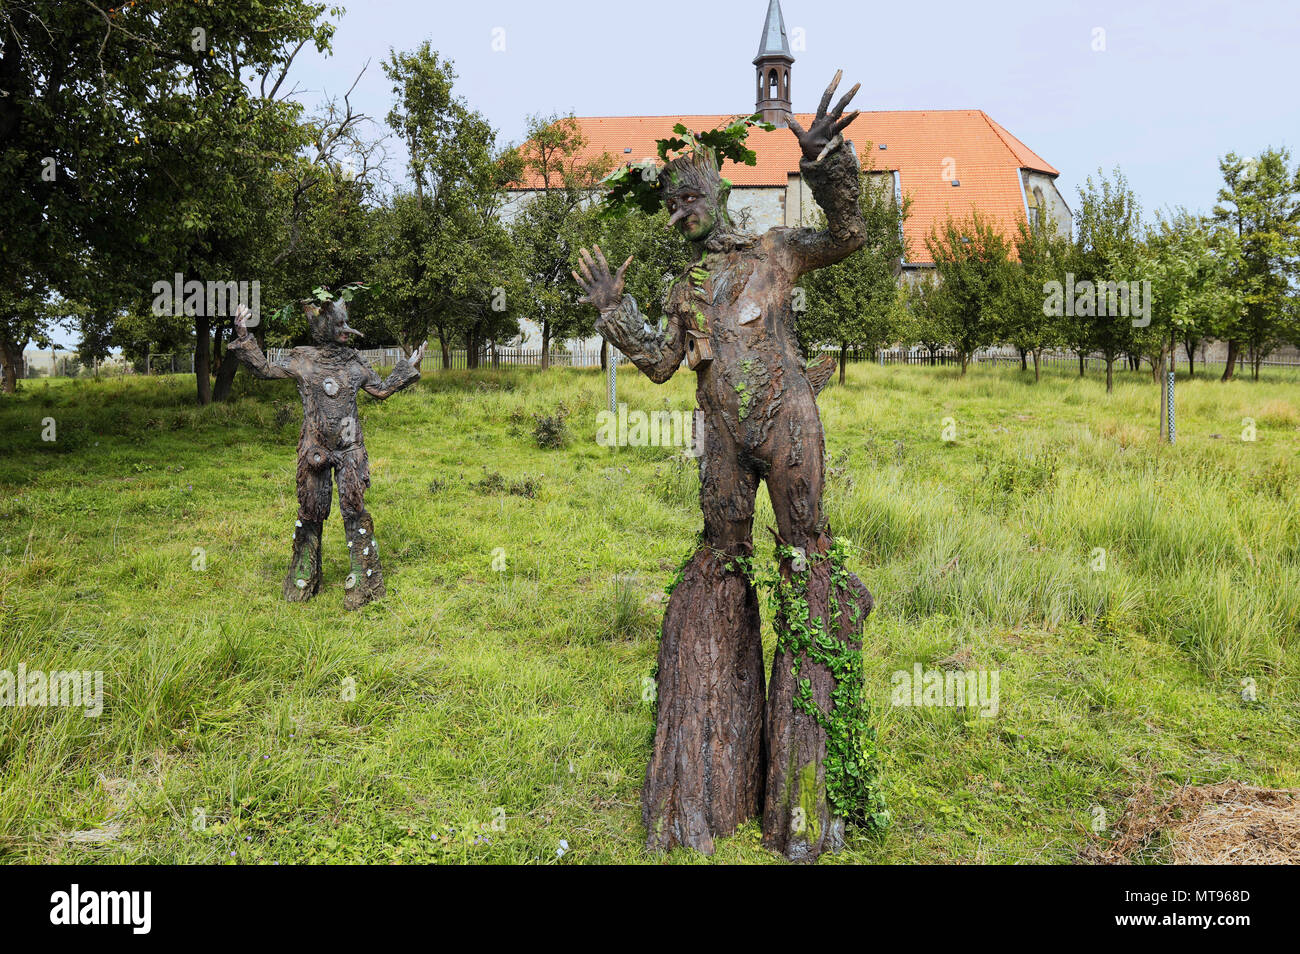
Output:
top-left (1083, 780), bottom-right (1300, 864)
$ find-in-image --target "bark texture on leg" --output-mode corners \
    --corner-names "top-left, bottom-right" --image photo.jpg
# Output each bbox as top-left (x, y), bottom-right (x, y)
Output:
top-left (644, 549), bottom-right (765, 853)
top-left (283, 519), bottom-right (323, 601)
top-left (343, 511), bottom-right (386, 611)
top-left (576, 72), bottom-right (879, 860)
top-left (763, 542), bottom-right (875, 862)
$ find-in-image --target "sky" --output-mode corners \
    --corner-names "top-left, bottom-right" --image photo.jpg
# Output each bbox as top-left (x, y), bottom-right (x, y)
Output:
top-left (282, 0), bottom-right (1300, 221)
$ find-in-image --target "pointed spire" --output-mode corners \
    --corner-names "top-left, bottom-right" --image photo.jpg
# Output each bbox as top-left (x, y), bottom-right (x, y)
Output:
top-left (754, 0), bottom-right (793, 63)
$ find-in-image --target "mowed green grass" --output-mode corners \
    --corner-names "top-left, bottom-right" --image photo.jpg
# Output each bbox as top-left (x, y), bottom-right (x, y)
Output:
top-left (1, 360), bottom-right (1297, 864)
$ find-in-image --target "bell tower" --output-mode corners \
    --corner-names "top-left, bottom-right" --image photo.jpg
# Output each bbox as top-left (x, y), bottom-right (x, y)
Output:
top-left (753, 0), bottom-right (794, 127)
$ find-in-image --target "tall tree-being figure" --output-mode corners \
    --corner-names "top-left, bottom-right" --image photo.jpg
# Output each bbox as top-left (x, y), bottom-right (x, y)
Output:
top-left (228, 300), bottom-right (425, 611)
top-left (574, 73), bottom-right (879, 862)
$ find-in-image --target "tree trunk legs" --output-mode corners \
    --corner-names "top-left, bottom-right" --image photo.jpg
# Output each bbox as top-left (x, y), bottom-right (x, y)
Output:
top-left (283, 520), bottom-right (323, 602)
top-left (342, 511), bottom-right (385, 611)
top-left (643, 549), bottom-right (765, 854)
top-left (763, 546), bottom-right (874, 863)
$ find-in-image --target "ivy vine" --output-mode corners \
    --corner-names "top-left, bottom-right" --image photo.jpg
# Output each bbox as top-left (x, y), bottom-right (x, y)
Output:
top-left (730, 540), bottom-right (889, 833)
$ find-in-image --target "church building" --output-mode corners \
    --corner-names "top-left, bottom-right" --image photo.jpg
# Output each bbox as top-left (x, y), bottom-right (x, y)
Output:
top-left (509, 0), bottom-right (1071, 282)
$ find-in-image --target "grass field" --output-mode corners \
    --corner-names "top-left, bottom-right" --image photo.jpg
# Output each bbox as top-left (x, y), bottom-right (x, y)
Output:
top-left (1, 361), bottom-right (1297, 864)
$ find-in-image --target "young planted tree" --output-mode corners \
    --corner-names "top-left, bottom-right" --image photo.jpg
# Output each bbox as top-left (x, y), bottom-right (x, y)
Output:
top-left (1141, 212), bottom-right (1236, 381)
top-left (378, 44), bottom-right (519, 367)
top-left (800, 169), bottom-right (911, 382)
top-left (1073, 169), bottom-right (1144, 392)
top-left (901, 276), bottom-right (950, 365)
top-left (1009, 214), bottom-right (1071, 381)
top-left (508, 115), bottom-right (615, 368)
top-left (925, 212), bottom-right (1015, 374)
top-left (1211, 149), bottom-right (1300, 380)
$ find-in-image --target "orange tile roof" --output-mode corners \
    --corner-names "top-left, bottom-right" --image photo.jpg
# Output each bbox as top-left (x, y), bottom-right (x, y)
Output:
top-left (511, 110), bottom-right (1059, 264)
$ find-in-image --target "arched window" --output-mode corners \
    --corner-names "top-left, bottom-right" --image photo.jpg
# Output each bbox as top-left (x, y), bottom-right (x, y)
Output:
top-left (1030, 186), bottom-right (1046, 229)
top-left (768, 68), bottom-right (779, 99)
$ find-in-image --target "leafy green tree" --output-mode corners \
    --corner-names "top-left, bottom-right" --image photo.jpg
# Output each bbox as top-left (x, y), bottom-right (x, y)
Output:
top-left (901, 276), bottom-right (951, 365)
top-left (0, 0), bottom-right (342, 399)
top-left (376, 43), bottom-right (519, 368)
top-left (1008, 214), bottom-right (1071, 381)
top-left (800, 171), bottom-right (911, 382)
top-left (925, 211), bottom-right (1015, 374)
top-left (1073, 169), bottom-right (1144, 392)
top-left (1141, 211), bottom-right (1237, 380)
top-left (507, 114), bottom-right (614, 368)
top-left (1211, 149), bottom-right (1300, 379)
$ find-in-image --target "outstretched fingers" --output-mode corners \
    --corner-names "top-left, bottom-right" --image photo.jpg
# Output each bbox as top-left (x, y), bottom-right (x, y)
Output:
top-left (571, 270), bottom-right (592, 301)
top-left (615, 254), bottom-right (633, 282)
top-left (833, 109), bottom-right (860, 135)
top-left (581, 246), bottom-right (610, 281)
top-left (817, 69), bottom-right (843, 119)
top-left (830, 82), bottom-right (860, 120)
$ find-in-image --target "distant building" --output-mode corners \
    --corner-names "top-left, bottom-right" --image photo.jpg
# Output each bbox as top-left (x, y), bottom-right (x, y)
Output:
top-left (507, 0), bottom-right (1071, 344)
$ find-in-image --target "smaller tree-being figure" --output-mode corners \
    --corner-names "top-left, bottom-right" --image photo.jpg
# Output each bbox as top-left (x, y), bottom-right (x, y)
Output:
top-left (574, 72), bottom-right (882, 861)
top-left (228, 300), bottom-right (425, 611)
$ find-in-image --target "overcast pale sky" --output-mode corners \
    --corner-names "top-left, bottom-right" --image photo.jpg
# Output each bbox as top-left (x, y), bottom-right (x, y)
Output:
top-left (292, 0), bottom-right (1294, 218)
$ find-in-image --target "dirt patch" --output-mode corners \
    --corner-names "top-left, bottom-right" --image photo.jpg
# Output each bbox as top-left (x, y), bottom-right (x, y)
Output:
top-left (1084, 780), bottom-right (1300, 864)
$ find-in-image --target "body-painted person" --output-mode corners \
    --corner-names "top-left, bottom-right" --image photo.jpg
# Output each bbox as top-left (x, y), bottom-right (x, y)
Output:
top-left (574, 73), bottom-right (877, 861)
top-left (228, 300), bottom-right (425, 611)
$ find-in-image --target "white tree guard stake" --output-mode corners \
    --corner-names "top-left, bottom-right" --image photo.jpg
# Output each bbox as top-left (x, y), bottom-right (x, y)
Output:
top-left (1166, 371), bottom-right (1176, 443)
top-left (607, 346), bottom-right (618, 416)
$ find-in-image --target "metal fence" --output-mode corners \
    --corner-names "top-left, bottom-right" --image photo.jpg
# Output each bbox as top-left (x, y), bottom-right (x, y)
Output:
top-left (262, 344), bottom-right (626, 370)
top-left (30, 341), bottom-right (1300, 380)
top-left (864, 346), bottom-right (1300, 372)
top-left (435, 346), bottom-right (629, 370)
top-left (20, 352), bottom-right (130, 378)
top-left (145, 353), bottom-right (196, 374)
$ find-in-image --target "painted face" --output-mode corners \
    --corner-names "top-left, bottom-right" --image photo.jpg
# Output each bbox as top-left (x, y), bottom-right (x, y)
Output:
top-left (665, 191), bottom-right (716, 241)
top-left (308, 301), bottom-right (364, 346)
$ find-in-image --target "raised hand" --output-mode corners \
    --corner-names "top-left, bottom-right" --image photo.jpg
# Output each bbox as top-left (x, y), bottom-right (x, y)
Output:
top-left (408, 341), bottom-right (427, 369)
top-left (234, 303), bottom-right (253, 338)
top-left (572, 245), bottom-right (633, 313)
top-left (789, 70), bottom-right (860, 164)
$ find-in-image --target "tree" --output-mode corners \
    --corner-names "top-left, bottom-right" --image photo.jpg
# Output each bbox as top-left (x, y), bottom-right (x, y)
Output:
top-left (210, 76), bottom-right (390, 401)
top-left (0, 282), bottom-right (52, 391)
top-left (1008, 213), bottom-right (1071, 381)
top-left (1211, 149), bottom-right (1300, 380)
top-left (375, 43), bottom-right (519, 368)
top-left (0, 0), bottom-right (344, 399)
top-left (925, 211), bottom-right (1015, 374)
top-left (1073, 169), bottom-right (1144, 392)
top-left (507, 114), bottom-right (614, 368)
top-left (902, 276), bottom-right (950, 365)
top-left (1142, 211), bottom-right (1236, 383)
top-left (800, 170), bottom-right (911, 382)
